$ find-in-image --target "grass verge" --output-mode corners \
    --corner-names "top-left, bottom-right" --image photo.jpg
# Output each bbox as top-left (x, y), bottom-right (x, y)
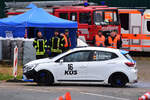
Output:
top-left (0, 73), bottom-right (22, 81)
top-left (0, 64), bottom-right (23, 81)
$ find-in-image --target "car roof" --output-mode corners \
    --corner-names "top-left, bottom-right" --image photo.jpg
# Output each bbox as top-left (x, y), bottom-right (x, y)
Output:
top-left (52, 46), bottom-right (121, 61)
top-left (71, 46), bottom-right (120, 53)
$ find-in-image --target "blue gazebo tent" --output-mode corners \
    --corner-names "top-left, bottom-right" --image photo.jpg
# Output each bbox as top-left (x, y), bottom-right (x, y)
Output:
top-left (0, 8), bottom-right (77, 28)
top-left (26, 3), bottom-right (37, 9)
top-left (0, 8), bottom-right (78, 48)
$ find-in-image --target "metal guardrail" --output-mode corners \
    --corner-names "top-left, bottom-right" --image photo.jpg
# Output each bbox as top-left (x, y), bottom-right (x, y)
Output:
top-left (6, 0), bottom-right (83, 8)
top-left (0, 38), bottom-right (36, 65)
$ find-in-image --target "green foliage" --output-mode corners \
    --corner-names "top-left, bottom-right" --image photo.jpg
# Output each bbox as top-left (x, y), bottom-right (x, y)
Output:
top-left (5, 0), bottom-right (60, 2)
top-left (88, 0), bottom-right (150, 8)
top-left (0, 0), bottom-right (6, 18)
top-left (0, 73), bottom-right (22, 80)
top-left (0, 73), bottom-right (13, 80)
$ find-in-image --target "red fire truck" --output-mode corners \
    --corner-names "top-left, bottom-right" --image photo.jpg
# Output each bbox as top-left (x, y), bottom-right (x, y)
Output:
top-left (52, 6), bottom-right (121, 44)
top-left (7, 5), bottom-right (121, 45)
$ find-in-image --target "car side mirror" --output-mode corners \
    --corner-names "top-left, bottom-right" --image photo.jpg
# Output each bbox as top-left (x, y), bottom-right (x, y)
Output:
top-left (60, 59), bottom-right (63, 64)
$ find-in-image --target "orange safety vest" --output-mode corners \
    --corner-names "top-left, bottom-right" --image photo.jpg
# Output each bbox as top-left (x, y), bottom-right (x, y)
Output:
top-left (108, 35), bottom-right (120, 49)
top-left (63, 35), bottom-right (71, 48)
top-left (95, 35), bottom-right (105, 47)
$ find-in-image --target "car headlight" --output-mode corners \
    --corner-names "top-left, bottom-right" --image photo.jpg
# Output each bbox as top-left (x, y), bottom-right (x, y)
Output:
top-left (23, 64), bottom-right (38, 73)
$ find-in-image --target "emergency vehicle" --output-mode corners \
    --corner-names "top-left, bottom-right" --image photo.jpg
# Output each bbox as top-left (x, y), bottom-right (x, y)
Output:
top-left (52, 6), bottom-right (121, 44)
top-left (7, 5), bottom-right (121, 45)
top-left (6, 6), bottom-right (150, 52)
top-left (119, 9), bottom-right (150, 52)
top-left (23, 47), bottom-right (138, 87)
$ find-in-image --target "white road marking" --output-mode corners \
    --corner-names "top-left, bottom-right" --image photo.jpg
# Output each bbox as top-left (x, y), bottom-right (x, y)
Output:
top-left (0, 86), bottom-right (50, 93)
top-left (80, 92), bottom-right (130, 100)
top-left (0, 86), bottom-right (7, 88)
top-left (0, 85), bottom-right (49, 92)
top-left (0, 84), bottom-right (131, 100)
top-left (24, 88), bottom-right (50, 93)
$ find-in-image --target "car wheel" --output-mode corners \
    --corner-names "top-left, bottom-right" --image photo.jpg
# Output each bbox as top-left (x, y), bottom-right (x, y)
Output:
top-left (37, 71), bottom-right (54, 86)
top-left (110, 75), bottom-right (127, 87)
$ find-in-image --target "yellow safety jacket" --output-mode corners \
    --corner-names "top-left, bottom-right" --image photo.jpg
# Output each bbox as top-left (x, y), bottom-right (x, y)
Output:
top-left (49, 36), bottom-right (64, 53)
top-left (33, 38), bottom-right (47, 55)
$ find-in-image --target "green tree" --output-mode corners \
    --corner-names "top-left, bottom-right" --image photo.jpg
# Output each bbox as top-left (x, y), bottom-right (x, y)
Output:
top-left (88, 0), bottom-right (150, 8)
top-left (5, 0), bottom-right (61, 2)
top-left (0, 0), bottom-right (6, 18)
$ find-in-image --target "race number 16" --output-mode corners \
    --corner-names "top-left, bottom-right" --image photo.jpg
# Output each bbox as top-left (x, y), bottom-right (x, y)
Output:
top-left (68, 64), bottom-right (73, 70)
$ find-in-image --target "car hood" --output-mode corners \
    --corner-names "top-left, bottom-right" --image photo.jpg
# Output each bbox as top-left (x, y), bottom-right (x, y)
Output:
top-left (25, 58), bottom-right (53, 66)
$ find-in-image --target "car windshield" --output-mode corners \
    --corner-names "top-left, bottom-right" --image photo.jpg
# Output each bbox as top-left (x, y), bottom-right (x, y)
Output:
top-left (94, 10), bottom-right (119, 25)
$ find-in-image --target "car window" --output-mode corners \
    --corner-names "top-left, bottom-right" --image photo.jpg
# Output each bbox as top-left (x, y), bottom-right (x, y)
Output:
top-left (70, 12), bottom-right (77, 21)
top-left (63, 51), bottom-right (92, 62)
top-left (123, 53), bottom-right (134, 61)
top-left (147, 21), bottom-right (150, 32)
top-left (94, 51), bottom-right (118, 61)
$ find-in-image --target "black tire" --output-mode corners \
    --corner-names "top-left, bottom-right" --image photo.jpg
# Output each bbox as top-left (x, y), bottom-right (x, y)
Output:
top-left (37, 71), bottom-right (54, 86)
top-left (109, 74), bottom-right (127, 87)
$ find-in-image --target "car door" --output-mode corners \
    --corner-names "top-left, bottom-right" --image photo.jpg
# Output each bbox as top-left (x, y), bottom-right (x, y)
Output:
top-left (55, 50), bottom-right (93, 82)
top-left (86, 51), bottom-right (119, 81)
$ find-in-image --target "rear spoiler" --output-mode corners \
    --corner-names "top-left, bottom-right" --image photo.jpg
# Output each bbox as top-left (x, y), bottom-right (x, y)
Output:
top-left (120, 49), bottom-right (129, 55)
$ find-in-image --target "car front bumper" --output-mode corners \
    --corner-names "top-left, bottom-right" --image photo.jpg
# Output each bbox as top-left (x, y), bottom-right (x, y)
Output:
top-left (23, 69), bottom-right (38, 81)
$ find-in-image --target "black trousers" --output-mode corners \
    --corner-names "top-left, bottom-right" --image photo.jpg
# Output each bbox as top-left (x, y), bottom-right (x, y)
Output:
top-left (49, 52), bottom-right (61, 57)
top-left (36, 55), bottom-right (46, 59)
top-left (62, 47), bottom-right (70, 53)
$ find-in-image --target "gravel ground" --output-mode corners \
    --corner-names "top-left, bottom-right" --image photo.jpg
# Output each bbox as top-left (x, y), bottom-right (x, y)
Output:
top-left (134, 57), bottom-right (150, 82)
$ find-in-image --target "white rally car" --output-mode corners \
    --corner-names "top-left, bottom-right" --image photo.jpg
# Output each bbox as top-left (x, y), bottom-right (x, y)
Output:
top-left (23, 46), bottom-right (138, 87)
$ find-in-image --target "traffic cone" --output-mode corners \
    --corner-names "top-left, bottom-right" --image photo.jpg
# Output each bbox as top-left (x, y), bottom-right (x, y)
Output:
top-left (55, 92), bottom-right (71, 100)
top-left (65, 92), bottom-right (71, 100)
top-left (138, 92), bottom-right (150, 100)
top-left (58, 96), bottom-right (63, 100)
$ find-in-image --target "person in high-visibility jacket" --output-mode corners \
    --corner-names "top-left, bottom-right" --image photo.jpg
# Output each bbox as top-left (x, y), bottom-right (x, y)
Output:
top-left (33, 31), bottom-right (47, 59)
top-left (48, 30), bottom-right (65, 57)
top-left (61, 29), bottom-right (71, 52)
top-left (93, 30), bottom-right (105, 47)
top-left (108, 30), bottom-right (122, 49)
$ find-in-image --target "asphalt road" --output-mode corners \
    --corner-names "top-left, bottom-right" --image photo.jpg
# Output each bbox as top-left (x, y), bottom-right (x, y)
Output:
top-left (0, 82), bottom-right (150, 100)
